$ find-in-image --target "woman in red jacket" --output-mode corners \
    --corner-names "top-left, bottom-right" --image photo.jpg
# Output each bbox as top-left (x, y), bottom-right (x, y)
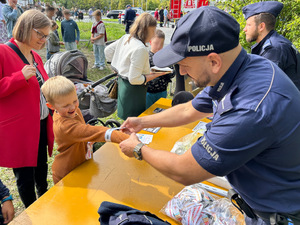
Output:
top-left (0, 9), bottom-right (54, 208)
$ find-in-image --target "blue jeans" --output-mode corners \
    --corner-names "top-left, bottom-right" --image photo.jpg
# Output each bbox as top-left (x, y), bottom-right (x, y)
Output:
top-left (146, 91), bottom-right (167, 109)
top-left (93, 44), bottom-right (105, 67)
top-left (65, 42), bottom-right (77, 51)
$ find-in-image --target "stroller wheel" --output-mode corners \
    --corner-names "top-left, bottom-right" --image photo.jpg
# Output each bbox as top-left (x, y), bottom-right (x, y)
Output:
top-left (87, 118), bottom-right (106, 126)
top-left (105, 119), bottom-right (121, 128)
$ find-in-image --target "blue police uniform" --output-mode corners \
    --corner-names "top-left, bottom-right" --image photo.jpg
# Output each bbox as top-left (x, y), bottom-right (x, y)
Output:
top-left (191, 48), bottom-right (300, 218)
top-left (251, 30), bottom-right (300, 91)
top-left (242, 1), bottom-right (300, 91)
top-left (124, 7), bottom-right (136, 34)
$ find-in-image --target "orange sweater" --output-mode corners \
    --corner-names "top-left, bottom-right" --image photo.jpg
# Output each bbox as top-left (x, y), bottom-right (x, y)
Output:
top-left (52, 108), bottom-right (128, 184)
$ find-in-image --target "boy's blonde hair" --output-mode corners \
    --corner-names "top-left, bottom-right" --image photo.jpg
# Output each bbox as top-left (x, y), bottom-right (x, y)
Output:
top-left (41, 76), bottom-right (76, 104)
top-left (92, 9), bottom-right (102, 17)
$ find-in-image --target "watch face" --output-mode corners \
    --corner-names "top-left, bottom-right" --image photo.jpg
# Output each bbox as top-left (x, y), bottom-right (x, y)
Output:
top-left (133, 150), bottom-right (139, 159)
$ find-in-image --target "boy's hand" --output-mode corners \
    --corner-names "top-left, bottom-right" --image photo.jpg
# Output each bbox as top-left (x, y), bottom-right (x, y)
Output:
top-left (119, 133), bottom-right (141, 158)
top-left (59, 41), bottom-right (64, 45)
top-left (1, 200), bottom-right (14, 224)
top-left (22, 65), bottom-right (36, 80)
top-left (121, 117), bottom-right (143, 134)
top-left (75, 40), bottom-right (79, 44)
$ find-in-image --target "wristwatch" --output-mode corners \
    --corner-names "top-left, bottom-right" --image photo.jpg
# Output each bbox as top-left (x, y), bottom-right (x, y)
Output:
top-left (133, 142), bottom-right (145, 160)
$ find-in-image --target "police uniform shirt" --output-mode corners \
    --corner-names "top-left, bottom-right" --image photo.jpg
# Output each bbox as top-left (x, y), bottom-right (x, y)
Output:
top-left (124, 8), bottom-right (136, 22)
top-left (191, 49), bottom-right (300, 213)
top-left (251, 30), bottom-right (300, 90)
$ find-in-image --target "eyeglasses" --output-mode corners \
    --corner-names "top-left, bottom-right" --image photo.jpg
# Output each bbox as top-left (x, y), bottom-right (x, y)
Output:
top-left (33, 28), bottom-right (50, 40)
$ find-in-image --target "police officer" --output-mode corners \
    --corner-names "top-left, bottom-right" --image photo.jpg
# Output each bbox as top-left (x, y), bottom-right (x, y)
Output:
top-left (123, 4), bottom-right (136, 34)
top-left (243, 1), bottom-right (300, 90)
top-left (119, 6), bottom-right (300, 225)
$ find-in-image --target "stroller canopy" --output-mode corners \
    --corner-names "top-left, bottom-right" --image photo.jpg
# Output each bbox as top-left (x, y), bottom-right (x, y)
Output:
top-left (44, 50), bottom-right (88, 82)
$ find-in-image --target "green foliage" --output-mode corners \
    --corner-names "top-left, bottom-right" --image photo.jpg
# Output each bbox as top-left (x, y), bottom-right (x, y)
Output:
top-left (216, 0), bottom-right (300, 52)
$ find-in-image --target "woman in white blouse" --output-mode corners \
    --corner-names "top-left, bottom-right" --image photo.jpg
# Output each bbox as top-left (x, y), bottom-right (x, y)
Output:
top-left (105, 13), bottom-right (167, 120)
top-left (0, 0), bottom-right (8, 43)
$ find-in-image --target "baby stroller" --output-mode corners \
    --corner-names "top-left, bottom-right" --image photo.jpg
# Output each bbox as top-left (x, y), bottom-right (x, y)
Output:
top-left (44, 50), bottom-right (120, 128)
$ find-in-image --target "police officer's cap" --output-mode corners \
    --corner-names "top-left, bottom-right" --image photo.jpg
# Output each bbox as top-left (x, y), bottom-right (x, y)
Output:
top-left (126, 4), bottom-right (131, 8)
top-left (153, 6), bottom-right (240, 68)
top-left (242, 1), bottom-right (283, 20)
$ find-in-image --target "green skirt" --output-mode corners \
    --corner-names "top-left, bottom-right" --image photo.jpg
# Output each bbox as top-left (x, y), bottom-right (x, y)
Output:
top-left (117, 76), bottom-right (147, 120)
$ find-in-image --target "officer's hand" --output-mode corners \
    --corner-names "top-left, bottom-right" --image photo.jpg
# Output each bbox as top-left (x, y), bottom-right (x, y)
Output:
top-left (119, 133), bottom-right (140, 158)
top-left (121, 117), bottom-right (143, 134)
top-left (22, 65), bottom-right (36, 80)
top-left (1, 200), bottom-right (14, 224)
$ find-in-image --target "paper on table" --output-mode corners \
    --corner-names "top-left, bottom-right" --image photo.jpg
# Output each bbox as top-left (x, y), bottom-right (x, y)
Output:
top-left (151, 66), bottom-right (173, 73)
top-left (136, 133), bottom-right (153, 144)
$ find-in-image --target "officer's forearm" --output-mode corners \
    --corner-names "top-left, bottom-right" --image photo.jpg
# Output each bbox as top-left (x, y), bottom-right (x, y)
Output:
top-left (140, 101), bottom-right (209, 128)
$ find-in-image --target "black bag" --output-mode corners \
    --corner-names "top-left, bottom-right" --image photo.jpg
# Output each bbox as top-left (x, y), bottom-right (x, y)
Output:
top-left (98, 201), bottom-right (171, 225)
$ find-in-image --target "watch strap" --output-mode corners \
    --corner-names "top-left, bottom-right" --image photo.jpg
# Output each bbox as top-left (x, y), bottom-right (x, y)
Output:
top-left (1, 195), bottom-right (13, 204)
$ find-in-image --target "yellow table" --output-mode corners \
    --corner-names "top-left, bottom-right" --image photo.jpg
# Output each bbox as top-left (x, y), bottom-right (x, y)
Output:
top-left (10, 98), bottom-right (222, 225)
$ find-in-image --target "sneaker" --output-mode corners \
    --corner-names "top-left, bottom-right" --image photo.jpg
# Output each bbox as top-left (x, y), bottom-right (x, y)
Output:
top-left (92, 65), bottom-right (98, 69)
top-left (99, 66), bottom-right (104, 70)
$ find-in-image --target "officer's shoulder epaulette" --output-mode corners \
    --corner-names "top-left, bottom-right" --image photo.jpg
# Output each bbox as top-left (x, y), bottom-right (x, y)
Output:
top-left (262, 39), bottom-right (272, 50)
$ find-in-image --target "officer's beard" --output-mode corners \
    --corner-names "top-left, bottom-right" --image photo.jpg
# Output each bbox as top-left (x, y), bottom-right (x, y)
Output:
top-left (246, 28), bottom-right (259, 43)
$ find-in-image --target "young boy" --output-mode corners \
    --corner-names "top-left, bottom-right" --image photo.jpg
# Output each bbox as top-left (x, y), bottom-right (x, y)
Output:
top-left (90, 9), bottom-right (107, 70)
top-left (146, 29), bottom-right (174, 108)
top-left (61, 9), bottom-right (80, 51)
top-left (41, 76), bottom-right (129, 184)
top-left (46, 20), bottom-right (64, 60)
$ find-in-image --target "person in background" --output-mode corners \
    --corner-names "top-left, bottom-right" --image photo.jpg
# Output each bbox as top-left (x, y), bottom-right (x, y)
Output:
top-left (45, 5), bottom-right (55, 20)
top-left (243, 1), bottom-right (300, 90)
top-left (118, 12), bottom-right (121, 24)
top-left (105, 13), bottom-right (168, 120)
top-left (123, 4), bottom-right (136, 34)
top-left (41, 76), bottom-right (129, 184)
top-left (163, 6), bottom-right (168, 27)
top-left (61, 9), bottom-right (80, 51)
top-left (88, 7), bottom-right (93, 20)
top-left (146, 29), bottom-right (174, 108)
top-left (45, 5), bottom-right (58, 60)
top-left (0, 179), bottom-right (14, 225)
top-left (0, 0), bottom-right (8, 44)
top-left (0, 9), bottom-right (54, 208)
top-left (154, 8), bottom-right (159, 21)
top-left (91, 9), bottom-right (107, 70)
top-left (2, 0), bottom-right (23, 39)
top-left (159, 6), bottom-right (164, 27)
top-left (74, 8), bottom-right (78, 20)
top-left (46, 20), bottom-right (64, 60)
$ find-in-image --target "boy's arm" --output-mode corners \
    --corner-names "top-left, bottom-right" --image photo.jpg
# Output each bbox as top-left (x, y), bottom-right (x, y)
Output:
top-left (61, 120), bottom-right (129, 144)
top-left (61, 23), bottom-right (64, 40)
top-left (75, 22), bottom-right (80, 42)
top-left (93, 33), bottom-right (104, 40)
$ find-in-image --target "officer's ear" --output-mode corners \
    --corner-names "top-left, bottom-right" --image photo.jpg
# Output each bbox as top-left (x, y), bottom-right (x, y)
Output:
top-left (258, 22), bottom-right (266, 32)
top-left (207, 53), bottom-right (222, 74)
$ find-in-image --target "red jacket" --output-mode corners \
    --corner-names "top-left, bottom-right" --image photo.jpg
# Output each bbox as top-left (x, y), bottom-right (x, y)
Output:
top-left (0, 39), bottom-right (54, 168)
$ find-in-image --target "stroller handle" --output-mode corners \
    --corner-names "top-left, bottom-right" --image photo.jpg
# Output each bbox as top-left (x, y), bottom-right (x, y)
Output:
top-left (77, 73), bottom-right (118, 100)
top-left (91, 73), bottom-right (118, 88)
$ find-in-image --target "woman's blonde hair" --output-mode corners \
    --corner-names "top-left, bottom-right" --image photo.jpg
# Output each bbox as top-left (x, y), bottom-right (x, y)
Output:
top-left (13, 9), bottom-right (51, 45)
top-left (41, 76), bottom-right (76, 104)
top-left (128, 13), bottom-right (157, 45)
